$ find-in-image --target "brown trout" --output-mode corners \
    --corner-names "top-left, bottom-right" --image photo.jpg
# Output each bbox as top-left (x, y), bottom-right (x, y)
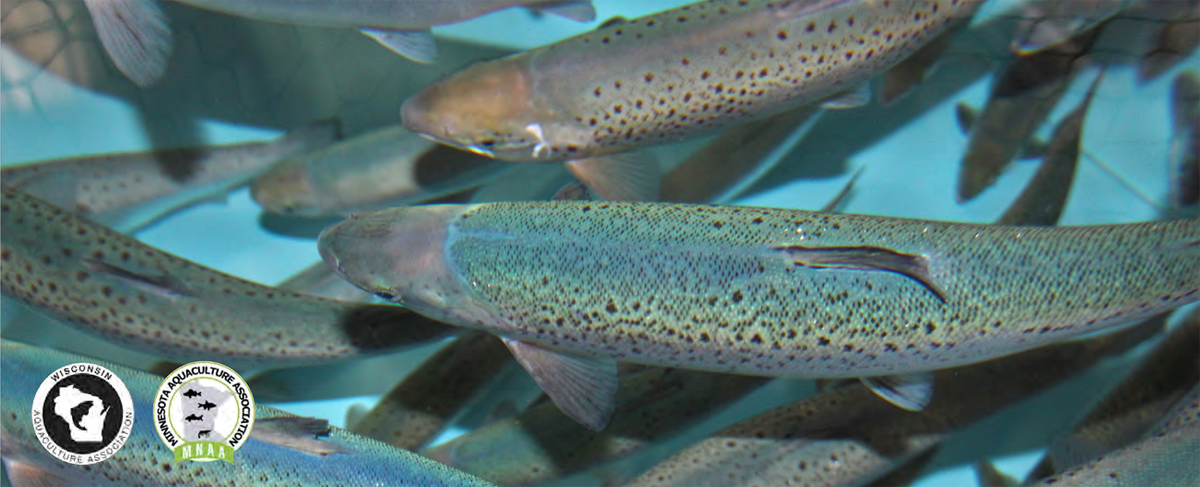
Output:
top-left (2, 120), bottom-right (339, 232)
top-left (401, 0), bottom-right (984, 200)
top-left (318, 201), bottom-right (1200, 429)
top-left (0, 186), bottom-right (454, 369)
top-left (251, 125), bottom-right (506, 217)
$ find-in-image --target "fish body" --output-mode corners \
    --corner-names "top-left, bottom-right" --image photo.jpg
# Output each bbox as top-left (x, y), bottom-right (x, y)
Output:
top-left (423, 367), bottom-right (768, 486)
top-left (0, 186), bottom-right (452, 369)
top-left (351, 331), bottom-right (514, 451)
top-left (320, 201), bottom-right (1199, 427)
top-left (626, 317), bottom-right (1161, 487)
top-left (1170, 71), bottom-right (1200, 211)
top-left (0, 340), bottom-right (495, 486)
top-left (251, 125), bottom-right (505, 217)
top-left (401, 0), bottom-right (983, 196)
top-left (82, 0), bottom-right (593, 85)
top-left (1035, 422), bottom-right (1200, 487)
top-left (2, 120), bottom-right (339, 233)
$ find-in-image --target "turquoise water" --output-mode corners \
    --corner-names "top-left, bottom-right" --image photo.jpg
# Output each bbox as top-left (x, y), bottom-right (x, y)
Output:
top-left (2, 1), bottom-right (1196, 485)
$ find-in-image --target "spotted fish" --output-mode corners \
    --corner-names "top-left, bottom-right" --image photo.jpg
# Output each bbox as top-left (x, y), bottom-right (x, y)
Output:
top-left (401, 0), bottom-right (984, 200)
top-left (0, 340), bottom-right (496, 487)
top-left (2, 120), bottom-right (339, 233)
top-left (624, 316), bottom-right (1162, 487)
top-left (81, 0), bottom-right (595, 86)
top-left (0, 186), bottom-right (453, 369)
top-left (318, 201), bottom-right (1200, 429)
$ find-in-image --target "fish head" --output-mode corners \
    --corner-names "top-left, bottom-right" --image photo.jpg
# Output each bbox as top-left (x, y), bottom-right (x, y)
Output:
top-left (250, 163), bottom-right (321, 215)
top-left (318, 205), bottom-right (499, 331)
top-left (402, 58), bottom-right (558, 163)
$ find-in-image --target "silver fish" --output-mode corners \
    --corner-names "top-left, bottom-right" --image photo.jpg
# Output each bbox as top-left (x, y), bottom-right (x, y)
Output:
top-left (0, 186), bottom-right (453, 369)
top-left (0, 339), bottom-right (496, 486)
top-left (402, 0), bottom-right (984, 201)
top-left (1034, 418), bottom-right (1199, 486)
top-left (251, 125), bottom-right (506, 217)
top-left (2, 120), bottom-right (339, 233)
top-left (318, 201), bottom-right (1200, 429)
top-left (81, 0), bottom-right (595, 86)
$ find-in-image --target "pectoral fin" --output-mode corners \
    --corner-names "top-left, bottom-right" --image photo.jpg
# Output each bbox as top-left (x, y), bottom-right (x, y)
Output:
top-left (81, 257), bottom-right (190, 298)
top-left (501, 337), bottom-right (618, 431)
top-left (566, 151), bottom-right (661, 201)
top-left (361, 28), bottom-right (438, 64)
top-left (83, 0), bottom-right (172, 87)
top-left (252, 417), bottom-right (346, 456)
top-left (861, 372), bottom-right (934, 411)
top-left (3, 459), bottom-right (76, 487)
top-left (821, 83), bottom-right (871, 109)
top-left (538, 1), bottom-right (598, 22)
top-left (776, 245), bottom-right (946, 303)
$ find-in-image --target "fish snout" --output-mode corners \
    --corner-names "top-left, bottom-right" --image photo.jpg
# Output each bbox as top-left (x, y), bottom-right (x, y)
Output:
top-left (316, 206), bottom-right (465, 309)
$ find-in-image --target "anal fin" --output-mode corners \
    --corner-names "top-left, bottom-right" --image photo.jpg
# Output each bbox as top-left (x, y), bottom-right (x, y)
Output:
top-left (361, 28), bottom-right (438, 64)
top-left (821, 83), bottom-right (871, 109)
top-left (501, 337), bottom-right (618, 431)
top-left (861, 372), bottom-right (934, 411)
top-left (252, 417), bottom-right (346, 456)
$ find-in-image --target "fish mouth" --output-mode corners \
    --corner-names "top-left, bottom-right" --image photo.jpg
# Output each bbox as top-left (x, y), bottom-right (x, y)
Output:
top-left (416, 133), bottom-right (496, 158)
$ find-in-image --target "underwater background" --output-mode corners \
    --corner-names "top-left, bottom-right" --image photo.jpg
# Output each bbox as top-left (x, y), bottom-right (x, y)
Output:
top-left (2, 0), bottom-right (1197, 485)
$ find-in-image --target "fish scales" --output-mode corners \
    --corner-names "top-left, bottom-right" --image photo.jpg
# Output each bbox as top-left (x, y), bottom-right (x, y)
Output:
top-left (0, 186), bottom-right (451, 368)
top-left (404, 0), bottom-right (984, 162)
top-left (330, 201), bottom-right (1200, 379)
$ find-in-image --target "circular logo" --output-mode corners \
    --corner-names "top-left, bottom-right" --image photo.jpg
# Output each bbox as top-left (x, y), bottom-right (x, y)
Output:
top-left (31, 362), bottom-right (135, 465)
top-left (154, 362), bottom-right (254, 463)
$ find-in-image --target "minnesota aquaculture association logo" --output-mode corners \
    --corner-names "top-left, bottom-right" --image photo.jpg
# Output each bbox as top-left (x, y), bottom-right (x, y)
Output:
top-left (31, 362), bottom-right (135, 465)
top-left (154, 361), bottom-right (255, 463)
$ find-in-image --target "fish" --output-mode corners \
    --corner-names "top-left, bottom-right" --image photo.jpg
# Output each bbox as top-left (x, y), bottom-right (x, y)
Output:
top-left (1008, 0), bottom-right (1133, 55)
top-left (661, 106), bottom-right (823, 204)
top-left (401, 0), bottom-right (984, 201)
top-left (877, 20), bottom-right (963, 106)
top-left (1, 120), bottom-right (340, 233)
top-left (1170, 71), bottom-right (1200, 211)
top-left (995, 70), bottom-right (1104, 226)
top-left (81, 0), bottom-right (595, 86)
top-left (350, 331), bottom-right (514, 451)
top-left (318, 200), bottom-right (1200, 430)
top-left (622, 316), bottom-right (1162, 487)
top-left (953, 103), bottom-right (1049, 161)
top-left (1137, 2), bottom-right (1200, 83)
top-left (1030, 309), bottom-right (1199, 476)
top-left (0, 339), bottom-right (496, 486)
top-left (955, 26), bottom-right (1098, 202)
top-left (276, 261), bottom-right (380, 304)
top-left (1033, 404), bottom-right (1200, 486)
top-left (0, 186), bottom-right (454, 369)
top-left (251, 125), bottom-right (506, 217)
top-left (422, 366), bottom-right (769, 486)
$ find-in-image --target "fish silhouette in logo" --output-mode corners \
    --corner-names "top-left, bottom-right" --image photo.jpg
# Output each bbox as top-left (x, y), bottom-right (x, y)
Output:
top-left (198, 401), bottom-right (217, 411)
top-left (184, 414), bottom-right (203, 422)
top-left (182, 390), bottom-right (202, 399)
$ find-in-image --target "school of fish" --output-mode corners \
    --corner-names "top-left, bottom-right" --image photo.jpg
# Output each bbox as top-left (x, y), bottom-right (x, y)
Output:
top-left (2, 0), bottom-right (1199, 486)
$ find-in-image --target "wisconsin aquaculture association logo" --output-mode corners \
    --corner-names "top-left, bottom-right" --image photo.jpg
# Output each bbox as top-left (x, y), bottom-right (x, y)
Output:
top-left (154, 361), bottom-right (254, 463)
top-left (32, 362), bottom-right (134, 465)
